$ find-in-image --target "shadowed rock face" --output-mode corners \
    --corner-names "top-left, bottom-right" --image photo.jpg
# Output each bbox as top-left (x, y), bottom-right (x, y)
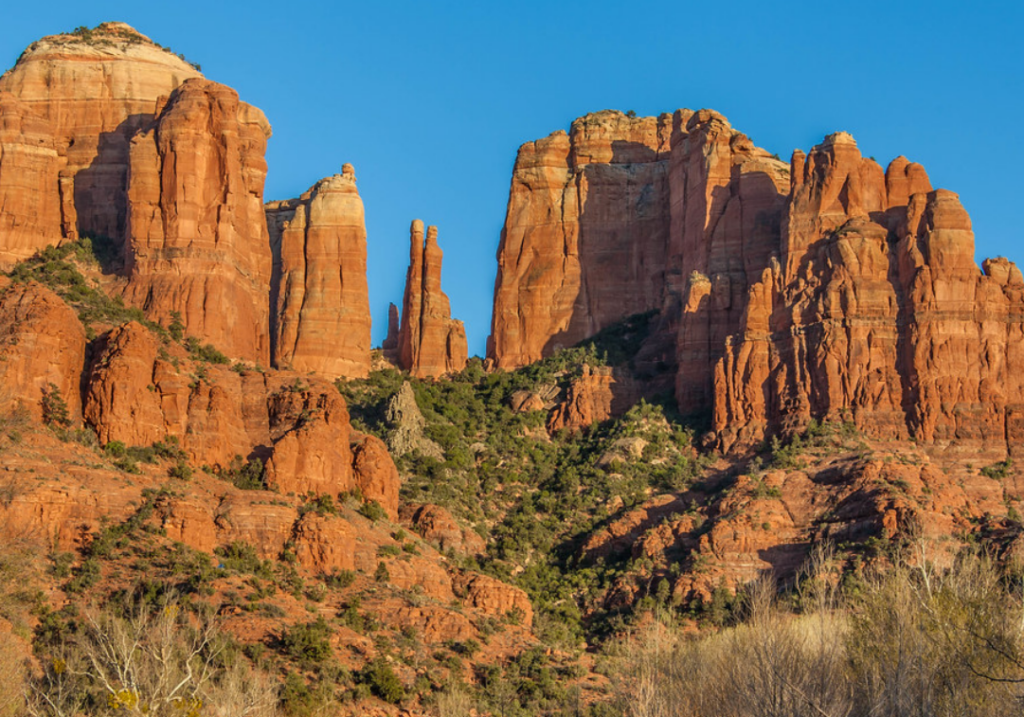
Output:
top-left (490, 112), bottom-right (1024, 455)
top-left (397, 220), bottom-right (468, 378)
top-left (123, 78), bottom-right (273, 364)
top-left (0, 22), bottom-right (202, 266)
top-left (713, 135), bottom-right (1024, 456)
top-left (267, 164), bottom-right (372, 379)
top-left (488, 111), bottom-right (675, 370)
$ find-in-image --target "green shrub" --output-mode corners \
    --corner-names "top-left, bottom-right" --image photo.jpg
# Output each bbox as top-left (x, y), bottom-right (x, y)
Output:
top-left (282, 617), bottom-right (333, 665)
top-left (359, 500), bottom-right (387, 522)
top-left (361, 659), bottom-right (405, 704)
top-left (40, 384), bottom-right (71, 429)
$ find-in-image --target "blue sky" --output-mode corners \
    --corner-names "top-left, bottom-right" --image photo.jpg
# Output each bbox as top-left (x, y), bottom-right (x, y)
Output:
top-left (2, 1), bottom-right (1021, 355)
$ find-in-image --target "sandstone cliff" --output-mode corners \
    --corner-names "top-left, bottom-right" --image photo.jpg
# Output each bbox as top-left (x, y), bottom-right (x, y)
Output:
top-left (0, 22), bottom-right (201, 266)
top-left (712, 134), bottom-right (1024, 455)
top-left (397, 220), bottom-right (468, 378)
top-left (489, 111), bottom-right (674, 369)
top-left (123, 78), bottom-right (273, 364)
top-left (490, 111), bottom-right (1023, 456)
top-left (266, 164), bottom-right (372, 378)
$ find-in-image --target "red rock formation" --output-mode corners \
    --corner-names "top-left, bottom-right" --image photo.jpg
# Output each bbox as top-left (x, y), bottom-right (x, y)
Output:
top-left (0, 23), bottom-right (201, 264)
top-left (489, 111), bottom-right (674, 369)
top-left (266, 164), bottom-right (371, 378)
top-left (123, 78), bottom-right (273, 363)
top-left (547, 365), bottom-right (638, 434)
top-left (82, 320), bottom-right (402, 507)
top-left (0, 282), bottom-right (86, 422)
top-left (491, 109), bottom-right (1023, 455)
top-left (382, 302), bottom-right (400, 363)
top-left (351, 434), bottom-right (400, 519)
top-left (711, 132), bottom-right (1024, 456)
top-left (400, 503), bottom-right (486, 556)
top-left (452, 572), bottom-right (533, 627)
top-left (0, 93), bottom-right (61, 266)
top-left (397, 220), bottom-right (468, 377)
top-left (671, 110), bottom-right (790, 414)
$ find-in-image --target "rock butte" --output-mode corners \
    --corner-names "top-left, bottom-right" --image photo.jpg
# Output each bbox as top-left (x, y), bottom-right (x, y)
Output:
top-left (397, 220), bottom-right (468, 378)
top-left (0, 22), bottom-right (202, 266)
top-left (490, 111), bottom-right (1024, 456)
top-left (267, 164), bottom-right (372, 379)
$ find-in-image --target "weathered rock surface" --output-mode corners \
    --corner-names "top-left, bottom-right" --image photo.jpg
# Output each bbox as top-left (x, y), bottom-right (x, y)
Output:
top-left (123, 78), bottom-right (273, 363)
top-left (0, 92), bottom-right (61, 266)
top-left (382, 302), bottom-right (400, 364)
top-left (400, 503), bottom-right (486, 556)
top-left (397, 220), bottom-right (468, 378)
top-left (489, 111), bottom-right (675, 370)
top-left (82, 320), bottom-right (400, 514)
top-left (453, 571), bottom-right (533, 627)
top-left (712, 134), bottom-right (1024, 455)
top-left (0, 23), bottom-right (202, 265)
top-left (547, 365), bottom-right (638, 434)
top-left (0, 282), bottom-right (86, 422)
top-left (267, 164), bottom-right (371, 378)
top-left (490, 110), bottom-right (1024, 455)
top-left (384, 381), bottom-right (444, 460)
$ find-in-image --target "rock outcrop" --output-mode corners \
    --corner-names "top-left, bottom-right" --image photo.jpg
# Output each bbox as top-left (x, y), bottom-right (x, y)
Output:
top-left (82, 319), bottom-right (400, 512)
top-left (384, 382), bottom-right (444, 460)
top-left (397, 220), bottom-right (468, 378)
top-left (0, 282), bottom-right (86, 422)
top-left (382, 302), bottom-right (400, 364)
top-left (547, 365), bottom-right (638, 434)
top-left (0, 23), bottom-right (202, 266)
top-left (123, 78), bottom-right (273, 363)
top-left (266, 165), bottom-right (371, 378)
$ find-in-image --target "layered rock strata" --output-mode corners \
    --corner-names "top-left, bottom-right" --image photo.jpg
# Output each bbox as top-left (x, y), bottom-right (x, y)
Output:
top-left (490, 110), bottom-right (1024, 455)
top-left (0, 22), bottom-right (201, 266)
top-left (0, 281), bottom-right (86, 422)
top-left (266, 164), bottom-right (371, 378)
top-left (397, 220), bottom-right (468, 378)
top-left (489, 111), bottom-right (675, 369)
top-left (123, 78), bottom-right (273, 363)
top-left (713, 134), bottom-right (1024, 454)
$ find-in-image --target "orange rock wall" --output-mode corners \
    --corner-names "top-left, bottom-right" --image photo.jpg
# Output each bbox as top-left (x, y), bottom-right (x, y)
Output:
top-left (123, 78), bottom-right (273, 363)
top-left (489, 111), bottom-right (674, 369)
top-left (0, 23), bottom-right (201, 265)
top-left (267, 165), bottom-right (371, 378)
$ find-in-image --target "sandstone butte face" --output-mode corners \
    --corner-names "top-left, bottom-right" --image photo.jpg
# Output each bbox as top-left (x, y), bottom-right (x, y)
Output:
top-left (397, 220), bottom-right (468, 378)
top-left (0, 22), bottom-right (202, 266)
top-left (0, 281), bottom-right (86, 422)
top-left (490, 110), bottom-right (1024, 456)
top-left (123, 78), bottom-right (273, 364)
top-left (266, 164), bottom-right (371, 378)
top-left (488, 110), bottom-right (676, 369)
top-left (713, 133), bottom-right (1024, 456)
top-left (81, 320), bottom-right (398, 517)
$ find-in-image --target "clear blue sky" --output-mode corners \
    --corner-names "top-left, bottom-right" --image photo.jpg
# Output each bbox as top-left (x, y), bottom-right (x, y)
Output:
top-left (2, 1), bottom-right (1021, 356)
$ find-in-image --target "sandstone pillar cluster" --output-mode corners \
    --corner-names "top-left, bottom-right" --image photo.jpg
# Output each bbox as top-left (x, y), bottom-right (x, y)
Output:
top-left (396, 220), bottom-right (468, 378)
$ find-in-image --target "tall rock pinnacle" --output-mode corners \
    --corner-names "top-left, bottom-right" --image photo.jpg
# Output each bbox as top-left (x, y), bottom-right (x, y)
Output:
top-left (397, 220), bottom-right (468, 378)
